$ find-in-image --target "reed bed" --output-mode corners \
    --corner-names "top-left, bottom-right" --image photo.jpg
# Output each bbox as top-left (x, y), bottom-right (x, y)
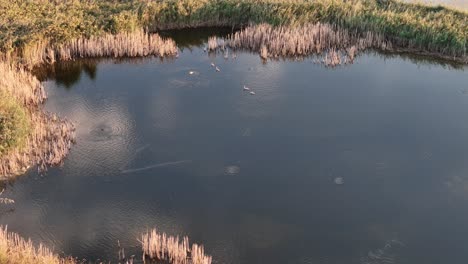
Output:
top-left (21, 30), bottom-right (178, 68)
top-left (0, 62), bottom-right (75, 177)
top-left (211, 23), bottom-right (392, 66)
top-left (2, 0), bottom-right (466, 65)
top-left (0, 63), bottom-right (46, 106)
top-left (140, 228), bottom-right (212, 264)
top-left (0, 226), bottom-right (76, 264)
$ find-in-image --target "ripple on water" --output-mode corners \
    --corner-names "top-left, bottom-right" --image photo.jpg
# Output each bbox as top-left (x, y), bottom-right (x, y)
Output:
top-left (361, 239), bottom-right (405, 264)
top-left (334, 177), bottom-right (344, 185)
top-left (224, 165), bottom-right (240, 175)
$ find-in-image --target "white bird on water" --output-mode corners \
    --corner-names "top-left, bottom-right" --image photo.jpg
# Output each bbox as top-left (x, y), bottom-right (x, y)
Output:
top-left (250, 91), bottom-right (256, 95)
top-left (210, 62), bottom-right (215, 67)
top-left (243, 85), bottom-right (250, 91)
top-left (215, 66), bottom-right (221, 72)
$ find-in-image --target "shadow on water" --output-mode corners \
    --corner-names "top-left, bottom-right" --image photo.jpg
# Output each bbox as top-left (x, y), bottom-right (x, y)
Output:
top-left (159, 27), bottom-right (234, 50)
top-left (33, 56), bottom-right (178, 88)
top-left (33, 59), bottom-right (99, 88)
top-left (32, 49), bottom-right (465, 90)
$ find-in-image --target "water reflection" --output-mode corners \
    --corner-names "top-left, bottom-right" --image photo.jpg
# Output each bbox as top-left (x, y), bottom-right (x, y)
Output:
top-left (34, 60), bottom-right (98, 88)
top-left (3, 36), bottom-right (468, 264)
top-left (159, 27), bottom-right (233, 50)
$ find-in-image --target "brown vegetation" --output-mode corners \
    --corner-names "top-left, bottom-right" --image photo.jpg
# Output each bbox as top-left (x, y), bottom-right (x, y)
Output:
top-left (0, 226), bottom-right (76, 264)
top-left (217, 23), bottom-right (392, 66)
top-left (19, 30), bottom-right (178, 68)
top-left (140, 228), bottom-right (212, 264)
top-left (0, 62), bottom-right (75, 177)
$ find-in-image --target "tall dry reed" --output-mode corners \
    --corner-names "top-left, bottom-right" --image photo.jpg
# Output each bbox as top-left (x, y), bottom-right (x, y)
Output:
top-left (140, 228), bottom-right (212, 264)
top-left (215, 23), bottom-right (393, 66)
top-left (0, 226), bottom-right (76, 264)
top-left (20, 29), bottom-right (177, 68)
top-left (0, 62), bottom-right (75, 177)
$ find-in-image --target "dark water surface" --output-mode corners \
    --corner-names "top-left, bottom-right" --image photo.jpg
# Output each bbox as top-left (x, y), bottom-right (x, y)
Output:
top-left (2, 32), bottom-right (468, 264)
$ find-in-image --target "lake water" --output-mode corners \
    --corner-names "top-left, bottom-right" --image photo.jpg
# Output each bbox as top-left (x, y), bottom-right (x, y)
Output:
top-left (1, 30), bottom-right (468, 264)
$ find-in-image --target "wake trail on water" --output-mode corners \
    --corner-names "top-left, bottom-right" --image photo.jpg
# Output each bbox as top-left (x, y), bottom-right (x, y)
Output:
top-left (120, 160), bottom-right (192, 174)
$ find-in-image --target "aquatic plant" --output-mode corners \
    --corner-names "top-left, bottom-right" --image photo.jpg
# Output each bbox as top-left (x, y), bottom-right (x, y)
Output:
top-left (0, 226), bottom-right (76, 264)
top-left (0, 189), bottom-right (14, 205)
top-left (140, 228), bottom-right (212, 264)
top-left (0, 62), bottom-right (75, 177)
top-left (20, 30), bottom-right (178, 68)
top-left (210, 23), bottom-right (392, 66)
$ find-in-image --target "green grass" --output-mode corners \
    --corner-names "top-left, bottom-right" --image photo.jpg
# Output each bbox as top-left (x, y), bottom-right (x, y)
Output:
top-left (0, 0), bottom-right (467, 63)
top-left (0, 92), bottom-right (30, 155)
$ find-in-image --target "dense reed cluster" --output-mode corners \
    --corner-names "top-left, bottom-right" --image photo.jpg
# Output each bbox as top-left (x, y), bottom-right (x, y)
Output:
top-left (0, 62), bottom-right (75, 177)
top-left (208, 23), bottom-right (392, 66)
top-left (0, 226), bottom-right (76, 264)
top-left (21, 30), bottom-right (177, 68)
top-left (140, 228), bottom-right (212, 264)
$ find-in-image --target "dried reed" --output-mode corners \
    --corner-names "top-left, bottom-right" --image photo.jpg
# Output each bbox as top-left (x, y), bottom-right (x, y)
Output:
top-left (213, 23), bottom-right (393, 66)
top-left (140, 228), bottom-right (212, 264)
top-left (0, 62), bottom-right (75, 177)
top-left (21, 29), bottom-right (177, 68)
top-left (0, 189), bottom-right (14, 205)
top-left (0, 226), bottom-right (76, 264)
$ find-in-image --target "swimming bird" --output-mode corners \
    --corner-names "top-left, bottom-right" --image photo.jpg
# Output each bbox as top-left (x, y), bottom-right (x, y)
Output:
top-left (249, 91), bottom-right (256, 95)
top-left (203, 47), bottom-right (207, 52)
top-left (210, 62), bottom-right (215, 67)
top-left (215, 66), bottom-right (220, 72)
top-left (243, 85), bottom-right (250, 91)
top-left (189, 71), bottom-right (195, 75)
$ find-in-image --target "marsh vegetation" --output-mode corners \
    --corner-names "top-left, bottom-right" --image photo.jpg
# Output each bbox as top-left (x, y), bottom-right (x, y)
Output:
top-left (141, 228), bottom-right (212, 264)
top-left (0, 63), bottom-right (75, 177)
top-left (0, 0), bottom-right (467, 263)
top-left (208, 23), bottom-right (392, 66)
top-left (1, 0), bottom-right (466, 64)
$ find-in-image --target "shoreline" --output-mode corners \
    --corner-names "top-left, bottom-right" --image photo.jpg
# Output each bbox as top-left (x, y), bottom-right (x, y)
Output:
top-left (0, 0), bottom-right (466, 262)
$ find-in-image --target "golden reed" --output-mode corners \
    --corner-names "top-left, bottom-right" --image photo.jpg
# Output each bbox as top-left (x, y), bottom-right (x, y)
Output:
top-left (0, 62), bottom-right (75, 177)
top-left (0, 226), bottom-right (76, 264)
top-left (20, 29), bottom-right (178, 68)
top-left (140, 228), bottom-right (212, 264)
top-left (210, 23), bottom-right (392, 67)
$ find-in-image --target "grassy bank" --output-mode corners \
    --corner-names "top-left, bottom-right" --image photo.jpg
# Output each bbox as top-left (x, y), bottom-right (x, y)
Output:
top-left (1, 0), bottom-right (467, 64)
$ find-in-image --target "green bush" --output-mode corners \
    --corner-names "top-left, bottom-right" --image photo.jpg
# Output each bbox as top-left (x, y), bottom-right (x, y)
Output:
top-left (0, 92), bottom-right (30, 155)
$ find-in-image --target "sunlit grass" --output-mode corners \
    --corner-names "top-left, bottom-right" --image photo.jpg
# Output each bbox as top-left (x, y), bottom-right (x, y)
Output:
top-left (0, 92), bottom-right (30, 156)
